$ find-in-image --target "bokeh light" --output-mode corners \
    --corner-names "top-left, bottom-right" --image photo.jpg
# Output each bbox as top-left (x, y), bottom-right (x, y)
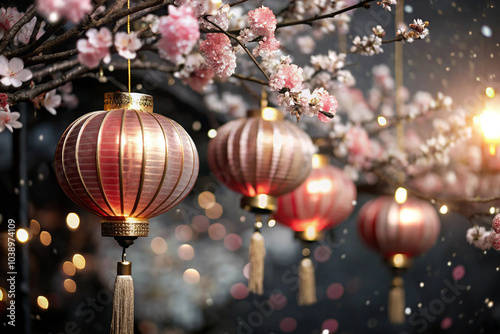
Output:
top-left (441, 317), bottom-right (453, 330)
top-left (205, 202), bottom-right (223, 219)
top-left (207, 129), bottom-right (217, 138)
top-left (208, 223), bottom-right (226, 240)
top-left (314, 245), bottom-right (332, 262)
top-left (327, 283), bottom-right (344, 300)
top-left (322, 319), bottom-right (339, 333)
top-left (279, 317), bottom-right (297, 333)
top-left (175, 225), bottom-right (193, 241)
top-left (198, 191), bottom-right (216, 209)
top-left (223, 233), bottom-right (242, 251)
top-left (452, 264), bottom-right (465, 280)
top-left (66, 212), bottom-right (80, 229)
top-left (37, 296), bottom-right (49, 310)
top-left (178, 244), bottom-right (195, 260)
top-left (30, 219), bottom-right (40, 235)
top-left (191, 215), bottom-right (210, 233)
top-left (269, 293), bottom-right (287, 310)
top-left (40, 231), bottom-right (52, 246)
top-left (64, 279), bottom-right (77, 293)
top-left (151, 237), bottom-right (168, 255)
top-left (243, 263), bottom-right (250, 279)
top-left (72, 254), bottom-right (86, 270)
top-left (230, 283), bottom-right (249, 300)
top-left (62, 261), bottom-right (76, 276)
top-left (183, 268), bottom-right (200, 284)
top-left (16, 228), bottom-right (29, 243)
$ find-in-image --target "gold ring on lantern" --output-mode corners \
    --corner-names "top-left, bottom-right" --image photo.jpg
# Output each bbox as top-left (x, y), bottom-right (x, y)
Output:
top-left (101, 217), bottom-right (149, 237)
top-left (104, 92), bottom-right (154, 113)
top-left (247, 107), bottom-right (284, 121)
top-left (294, 230), bottom-right (325, 242)
top-left (240, 194), bottom-right (277, 214)
top-left (386, 253), bottom-right (412, 270)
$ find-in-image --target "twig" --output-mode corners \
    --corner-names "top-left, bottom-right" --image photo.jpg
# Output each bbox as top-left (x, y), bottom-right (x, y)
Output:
top-left (204, 16), bottom-right (270, 82)
top-left (25, 49), bottom-right (79, 66)
top-left (0, 5), bottom-right (37, 53)
top-left (232, 73), bottom-right (269, 85)
top-left (31, 59), bottom-right (80, 81)
top-left (382, 36), bottom-right (404, 44)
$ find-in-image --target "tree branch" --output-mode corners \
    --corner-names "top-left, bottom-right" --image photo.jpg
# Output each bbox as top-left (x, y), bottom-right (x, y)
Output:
top-left (0, 5), bottom-right (37, 53)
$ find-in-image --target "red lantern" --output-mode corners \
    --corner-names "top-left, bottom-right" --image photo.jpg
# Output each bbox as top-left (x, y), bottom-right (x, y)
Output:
top-left (274, 154), bottom-right (357, 305)
top-left (208, 107), bottom-right (314, 294)
top-left (54, 92), bottom-right (199, 333)
top-left (357, 196), bottom-right (440, 324)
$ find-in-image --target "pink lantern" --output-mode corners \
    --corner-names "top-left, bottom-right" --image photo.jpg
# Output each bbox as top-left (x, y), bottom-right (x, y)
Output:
top-left (357, 195), bottom-right (440, 324)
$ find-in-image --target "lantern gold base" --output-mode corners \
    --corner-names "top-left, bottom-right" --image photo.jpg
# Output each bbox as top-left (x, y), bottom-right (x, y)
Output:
top-left (294, 230), bottom-right (324, 242)
top-left (241, 195), bottom-right (277, 214)
top-left (386, 253), bottom-right (412, 270)
top-left (101, 217), bottom-right (149, 237)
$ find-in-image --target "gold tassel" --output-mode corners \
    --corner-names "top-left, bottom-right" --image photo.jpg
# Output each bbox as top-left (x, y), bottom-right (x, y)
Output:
top-left (110, 255), bottom-right (134, 333)
top-left (248, 216), bottom-right (266, 295)
top-left (298, 250), bottom-right (316, 306)
top-left (388, 276), bottom-right (405, 324)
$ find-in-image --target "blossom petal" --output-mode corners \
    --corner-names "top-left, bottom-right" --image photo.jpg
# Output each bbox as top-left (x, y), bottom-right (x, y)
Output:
top-left (15, 69), bottom-right (32, 82)
top-left (1, 77), bottom-right (12, 86)
top-left (9, 57), bottom-right (25, 73)
top-left (0, 55), bottom-right (8, 76)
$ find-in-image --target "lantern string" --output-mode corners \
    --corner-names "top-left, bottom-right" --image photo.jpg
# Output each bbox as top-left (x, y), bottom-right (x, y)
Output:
top-left (122, 247), bottom-right (127, 262)
top-left (127, 0), bottom-right (131, 93)
top-left (260, 86), bottom-right (268, 109)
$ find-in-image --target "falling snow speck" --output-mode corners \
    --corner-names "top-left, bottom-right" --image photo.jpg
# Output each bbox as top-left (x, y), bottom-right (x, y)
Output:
top-left (404, 5), bottom-right (413, 13)
top-left (405, 307), bottom-right (411, 315)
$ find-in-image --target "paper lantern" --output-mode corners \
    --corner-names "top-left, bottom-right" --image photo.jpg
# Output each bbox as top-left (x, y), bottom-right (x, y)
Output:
top-left (208, 107), bottom-right (314, 294)
top-left (54, 92), bottom-right (199, 333)
top-left (274, 154), bottom-right (356, 305)
top-left (357, 196), bottom-right (440, 324)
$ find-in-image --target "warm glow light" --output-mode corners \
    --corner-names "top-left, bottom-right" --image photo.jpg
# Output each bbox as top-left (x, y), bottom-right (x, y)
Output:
top-left (205, 202), bottom-right (223, 219)
top-left (66, 213), bottom-right (80, 229)
top-left (395, 187), bottom-right (407, 204)
top-left (16, 228), bottom-right (29, 243)
top-left (0, 288), bottom-right (4, 301)
top-left (305, 225), bottom-right (317, 240)
top-left (306, 179), bottom-right (333, 194)
top-left (399, 208), bottom-right (422, 224)
top-left (30, 219), bottom-right (40, 235)
top-left (268, 219), bottom-right (276, 227)
top-left (40, 231), bottom-right (51, 246)
top-left (198, 191), bottom-right (216, 209)
top-left (207, 129), bottom-right (217, 138)
top-left (183, 268), bottom-right (200, 284)
top-left (151, 237), bottom-right (168, 255)
top-left (64, 279), bottom-right (77, 293)
top-left (178, 244), bottom-right (195, 260)
top-left (37, 296), bottom-right (49, 309)
top-left (473, 115), bottom-right (479, 124)
top-left (439, 205), bottom-right (448, 214)
top-left (262, 107), bottom-right (279, 121)
top-left (479, 109), bottom-right (500, 143)
top-left (72, 254), bottom-right (86, 270)
top-left (377, 116), bottom-right (387, 126)
top-left (490, 207), bottom-right (496, 215)
top-left (63, 261), bottom-right (76, 276)
top-left (486, 87), bottom-right (495, 98)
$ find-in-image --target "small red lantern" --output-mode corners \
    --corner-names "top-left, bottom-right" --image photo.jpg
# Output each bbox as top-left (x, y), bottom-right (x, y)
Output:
top-left (208, 107), bottom-right (314, 294)
top-left (357, 196), bottom-right (440, 324)
top-left (274, 154), bottom-right (357, 305)
top-left (54, 92), bottom-right (199, 333)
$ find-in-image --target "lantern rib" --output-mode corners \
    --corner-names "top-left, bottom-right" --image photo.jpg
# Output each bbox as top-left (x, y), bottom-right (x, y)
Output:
top-left (280, 123), bottom-right (298, 195)
top-left (135, 113), bottom-right (169, 218)
top-left (96, 111), bottom-right (119, 217)
top-left (60, 116), bottom-right (101, 216)
top-left (255, 119), bottom-right (263, 194)
top-left (76, 113), bottom-right (112, 216)
top-left (148, 118), bottom-right (185, 217)
top-left (267, 121), bottom-right (280, 194)
top-left (119, 109), bottom-right (126, 216)
top-left (129, 111), bottom-right (147, 217)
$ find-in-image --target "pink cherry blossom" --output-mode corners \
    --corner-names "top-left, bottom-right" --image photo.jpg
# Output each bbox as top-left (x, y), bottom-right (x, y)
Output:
top-left (158, 5), bottom-right (200, 65)
top-left (0, 109), bottom-right (22, 133)
top-left (0, 56), bottom-right (33, 88)
top-left (44, 89), bottom-right (62, 115)
top-left (0, 7), bottom-right (23, 38)
top-left (344, 126), bottom-right (373, 167)
top-left (36, 0), bottom-right (92, 23)
top-left (199, 33), bottom-right (236, 79)
top-left (487, 230), bottom-right (500, 250)
top-left (492, 214), bottom-right (500, 233)
top-left (242, 6), bottom-right (280, 56)
top-left (77, 28), bottom-right (112, 68)
top-left (466, 226), bottom-right (492, 250)
top-left (15, 17), bottom-right (45, 45)
top-left (114, 31), bottom-right (143, 59)
top-left (269, 58), bottom-right (304, 92)
top-left (175, 53), bottom-right (215, 92)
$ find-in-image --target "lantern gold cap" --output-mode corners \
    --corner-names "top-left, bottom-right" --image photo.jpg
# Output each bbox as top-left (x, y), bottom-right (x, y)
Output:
top-left (247, 107), bottom-right (284, 121)
top-left (312, 154), bottom-right (329, 169)
top-left (104, 92), bottom-right (153, 113)
top-left (295, 230), bottom-right (324, 242)
top-left (117, 261), bottom-right (132, 275)
top-left (101, 217), bottom-right (149, 237)
top-left (386, 253), bottom-right (411, 270)
top-left (241, 194), bottom-right (277, 214)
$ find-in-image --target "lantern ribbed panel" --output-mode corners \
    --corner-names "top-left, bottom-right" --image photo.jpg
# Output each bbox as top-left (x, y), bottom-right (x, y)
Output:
top-left (274, 165), bottom-right (356, 232)
top-left (208, 117), bottom-right (314, 198)
top-left (357, 196), bottom-right (441, 258)
top-left (54, 109), bottom-right (199, 220)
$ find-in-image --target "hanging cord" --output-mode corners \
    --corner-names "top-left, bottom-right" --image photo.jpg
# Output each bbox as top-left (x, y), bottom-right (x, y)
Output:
top-left (127, 0), bottom-right (131, 93)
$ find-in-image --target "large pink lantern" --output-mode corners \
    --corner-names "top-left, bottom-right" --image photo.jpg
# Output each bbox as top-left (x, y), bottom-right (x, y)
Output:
top-left (357, 196), bottom-right (440, 324)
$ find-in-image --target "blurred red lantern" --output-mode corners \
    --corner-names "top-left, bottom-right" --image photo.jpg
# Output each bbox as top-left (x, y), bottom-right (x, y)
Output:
top-left (357, 195), bottom-right (440, 324)
top-left (208, 107), bottom-right (314, 294)
top-left (55, 92), bottom-right (199, 240)
top-left (274, 154), bottom-right (357, 305)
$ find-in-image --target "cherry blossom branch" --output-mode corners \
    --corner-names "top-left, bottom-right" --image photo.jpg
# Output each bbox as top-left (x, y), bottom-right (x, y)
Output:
top-left (25, 49), bottom-right (79, 66)
top-left (31, 59), bottom-right (80, 81)
top-left (382, 36), bottom-right (404, 44)
top-left (275, 0), bottom-right (376, 29)
top-left (0, 5), bottom-right (36, 53)
top-left (203, 16), bottom-right (271, 82)
top-left (231, 73), bottom-right (269, 85)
